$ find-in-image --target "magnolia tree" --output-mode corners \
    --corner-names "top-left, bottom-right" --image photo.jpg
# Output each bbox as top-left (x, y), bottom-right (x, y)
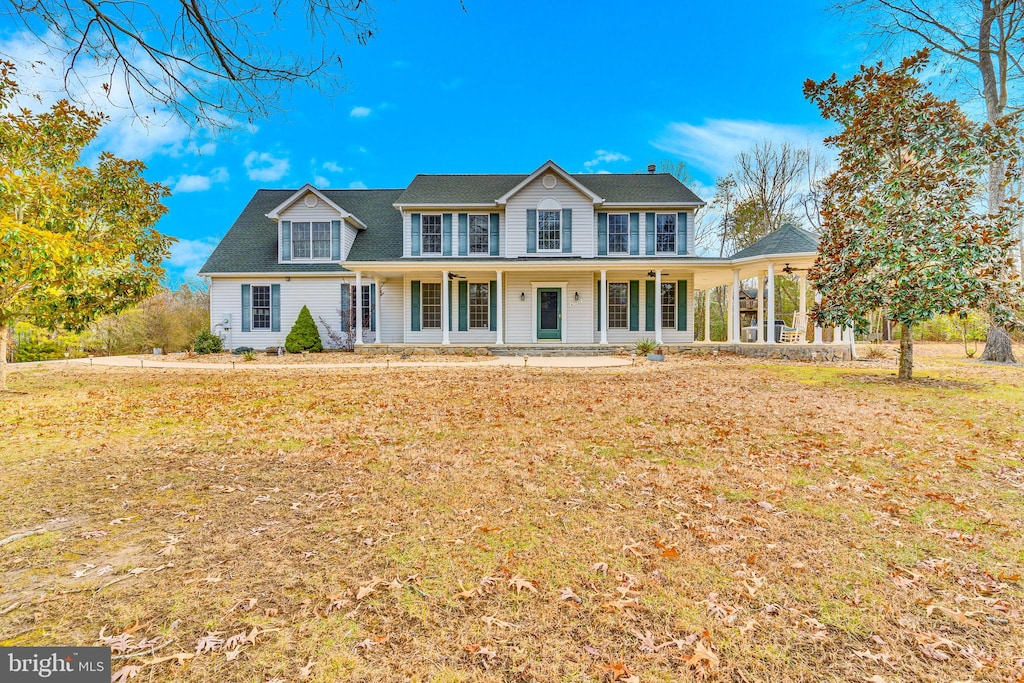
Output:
top-left (804, 50), bottom-right (1024, 380)
top-left (0, 62), bottom-right (173, 389)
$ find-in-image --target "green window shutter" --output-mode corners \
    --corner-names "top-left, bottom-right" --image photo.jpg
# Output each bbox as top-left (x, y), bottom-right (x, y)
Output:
top-left (331, 220), bottom-right (341, 260)
top-left (628, 280), bottom-right (639, 331)
top-left (629, 213), bottom-right (640, 255)
top-left (339, 283), bottom-right (350, 330)
top-left (677, 280), bottom-right (687, 331)
top-left (489, 214), bottom-right (500, 256)
top-left (411, 213), bottom-right (421, 256)
top-left (645, 213), bottom-right (655, 255)
top-left (677, 212), bottom-right (687, 255)
top-left (369, 283), bottom-right (376, 332)
top-left (645, 280), bottom-right (655, 331)
top-left (597, 212), bottom-right (608, 255)
top-left (458, 213), bottom-right (468, 256)
top-left (271, 284), bottom-right (281, 332)
top-left (281, 221), bottom-right (291, 260)
top-left (526, 209), bottom-right (537, 253)
top-left (489, 280), bottom-right (497, 331)
top-left (241, 284), bottom-right (251, 332)
top-left (561, 208), bottom-right (572, 253)
top-left (442, 213), bottom-right (452, 256)
top-left (447, 280), bottom-right (453, 330)
top-left (596, 280), bottom-right (601, 331)
top-left (458, 280), bottom-right (468, 331)
top-left (410, 280), bottom-right (421, 331)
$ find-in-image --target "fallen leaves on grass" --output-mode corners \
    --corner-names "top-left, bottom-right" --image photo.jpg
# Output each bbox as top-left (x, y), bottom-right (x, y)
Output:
top-left (508, 576), bottom-right (538, 594)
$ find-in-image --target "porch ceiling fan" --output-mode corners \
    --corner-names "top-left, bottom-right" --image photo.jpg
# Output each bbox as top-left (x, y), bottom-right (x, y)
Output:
top-left (646, 271), bottom-right (670, 277)
top-left (447, 273), bottom-right (466, 280)
top-left (781, 263), bottom-right (807, 274)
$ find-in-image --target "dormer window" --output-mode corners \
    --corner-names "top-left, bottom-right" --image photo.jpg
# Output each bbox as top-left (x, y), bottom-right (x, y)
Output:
top-left (292, 221), bottom-right (331, 259)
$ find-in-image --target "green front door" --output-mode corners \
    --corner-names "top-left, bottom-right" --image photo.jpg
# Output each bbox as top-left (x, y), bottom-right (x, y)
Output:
top-left (537, 288), bottom-right (562, 340)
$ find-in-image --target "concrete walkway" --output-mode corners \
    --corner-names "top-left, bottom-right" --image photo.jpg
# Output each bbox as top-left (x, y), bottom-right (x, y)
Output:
top-left (10, 354), bottom-right (633, 372)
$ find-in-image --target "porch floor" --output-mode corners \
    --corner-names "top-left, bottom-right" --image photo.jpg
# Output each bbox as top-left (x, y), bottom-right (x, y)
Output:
top-left (353, 342), bottom-right (852, 361)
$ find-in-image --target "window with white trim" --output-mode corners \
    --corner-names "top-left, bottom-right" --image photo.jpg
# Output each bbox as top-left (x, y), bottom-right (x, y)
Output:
top-left (538, 210), bottom-right (561, 250)
top-left (469, 215), bottom-right (489, 254)
top-left (361, 284), bottom-right (373, 330)
top-left (608, 282), bottom-right (628, 329)
top-left (608, 214), bottom-right (629, 254)
top-left (469, 283), bottom-right (489, 329)
top-left (422, 215), bottom-right (442, 254)
top-left (252, 285), bottom-right (271, 330)
top-left (421, 282), bottom-right (441, 328)
top-left (291, 222), bottom-right (331, 260)
top-left (661, 282), bottom-right (676, 329)
top-left (656, 214), bottom-right (676, 253)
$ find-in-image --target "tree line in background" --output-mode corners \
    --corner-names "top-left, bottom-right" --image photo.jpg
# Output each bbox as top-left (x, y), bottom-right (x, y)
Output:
top-left (6, 284), bottom-right (210, 361)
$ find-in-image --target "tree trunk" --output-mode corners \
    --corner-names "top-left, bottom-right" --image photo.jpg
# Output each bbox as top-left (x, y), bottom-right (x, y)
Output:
top-left (898, 323), bottom-right (914, 380)
top-left (980, 325), bottom-right (1017, 363)
top-left (0, 324), bottom-right (9, 391)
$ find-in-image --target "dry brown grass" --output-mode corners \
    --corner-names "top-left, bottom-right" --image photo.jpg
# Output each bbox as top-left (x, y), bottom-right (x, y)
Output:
top-left (1, 343), bottom-right (1022, 682)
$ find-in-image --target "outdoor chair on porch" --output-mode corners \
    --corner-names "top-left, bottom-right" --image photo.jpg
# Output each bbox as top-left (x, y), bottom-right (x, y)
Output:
top-left (780, 312), bottom-right (807, 343)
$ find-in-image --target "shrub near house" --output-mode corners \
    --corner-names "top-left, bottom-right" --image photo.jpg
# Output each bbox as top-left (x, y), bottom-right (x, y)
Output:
top-left (285, 306), bottom-right (323, 353)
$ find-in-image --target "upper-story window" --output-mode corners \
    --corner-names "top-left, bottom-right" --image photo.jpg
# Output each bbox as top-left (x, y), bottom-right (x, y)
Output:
top-left (469, 214), bottom-right (489, 254)
top-left (608, 214), bottom-right (629, 254)
top-left (538, 210), bottom-right (561, 251)
top-left (656, 214), bottom-right (676, 253)
top-left (292, 221), bottom-right (331, 259)
top-left (421, 215), bottom-right (442, 254)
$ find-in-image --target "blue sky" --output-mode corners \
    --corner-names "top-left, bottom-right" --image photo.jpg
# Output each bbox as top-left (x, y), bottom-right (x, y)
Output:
top-left (3, 1), bottom-right (869, 284)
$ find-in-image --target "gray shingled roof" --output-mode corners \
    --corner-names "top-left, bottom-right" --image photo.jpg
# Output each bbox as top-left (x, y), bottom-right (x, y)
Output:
top-left (198, 189), bottom-right (404, 274)
top-left (730, 223), bottom-right (819, 259)
top-left (395, 172), bottom-right (704, 205)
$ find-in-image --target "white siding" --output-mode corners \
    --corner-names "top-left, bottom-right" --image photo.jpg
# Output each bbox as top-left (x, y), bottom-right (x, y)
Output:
top-left (279, 195), bottom-right (363, 263)
top-left (502, 271), bottom-right (595, 344)
top-left (504, 175), bottom-right (594, 258)
top-left (344, 225), bottom-right (360, 261)
top-left (209, 276), bottom-right (351, 350)
top-left (376, 276), bottom-right (403, 343)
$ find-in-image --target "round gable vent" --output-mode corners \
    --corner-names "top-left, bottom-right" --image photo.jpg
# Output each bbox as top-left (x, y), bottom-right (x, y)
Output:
top-left (542, 173), bottom-right (557, 189)
top-left (304, 194), bottom-right (318, 208)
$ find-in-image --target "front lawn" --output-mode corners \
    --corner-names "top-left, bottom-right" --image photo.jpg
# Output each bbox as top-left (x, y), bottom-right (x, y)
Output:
top-left (1, 346), bottom-right (1022, 681)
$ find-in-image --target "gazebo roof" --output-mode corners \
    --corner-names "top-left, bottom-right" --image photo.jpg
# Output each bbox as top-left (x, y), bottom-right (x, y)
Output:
top-left (730, 223), bottom-right (819, 260)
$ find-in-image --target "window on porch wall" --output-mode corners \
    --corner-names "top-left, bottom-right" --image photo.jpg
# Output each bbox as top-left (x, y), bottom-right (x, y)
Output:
top-left (608, 282), bottom-right (628, 328)
top-left (421, 282), bottom-right (441, 329)
top-left (661, 282), bottom-right (676, 329)
top-left (469, 283), bottom-right (489, 329)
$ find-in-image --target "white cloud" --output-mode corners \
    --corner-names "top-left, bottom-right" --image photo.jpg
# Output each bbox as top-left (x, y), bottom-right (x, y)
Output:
top-left (173, 174), bottom-right (212, 193)
top-left (244, 151), bottom-right (290, 182)
top-left (210, 167), bottom-right (230, 183)
top-left (584, 150), bottom-right (631, 168)
top-left (314, 175), bottom-right (330, 187)
top-left (350, 106), bottom-right (372, 118)
top-left (348, 180), bottom-right (367, 189)
top-left (652, 118), bottom-right (830, 178)
top-left (166, 237), bottom-right (218, 279)
top-left (323, 161), bottom-right (345, 173)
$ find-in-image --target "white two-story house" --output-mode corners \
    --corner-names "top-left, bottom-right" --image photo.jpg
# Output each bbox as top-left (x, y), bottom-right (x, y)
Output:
top-left (199, 160), bottom-right (823, 351)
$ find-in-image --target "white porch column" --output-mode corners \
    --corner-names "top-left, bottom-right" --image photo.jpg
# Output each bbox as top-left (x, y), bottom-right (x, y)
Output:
top-left (495, 271), bottom-right (504, 345)
top-left (599, 270), bottom-right (608, 345)
top-left (813, 291), bottom-right (823, 344)
top-left (441, 271), bottom-right (450, 345)
top-left (766, 263), bottom-right (776, 344)
top-left (654, 269), bottom-right (663, 345)
top-left (354, 271), bottom-right (363, 345)
top-left (799, 273), bottom-right (807, 316)
top-left (755, 271), bottom-right (764, 343)
top-left (702, 289), bottom-right (711, 342)
top-left (833, 325), bottom-right (842, 344)
top-left (730, 270), bottom-right (741, 343)
top-left (373, 278), bottom-right (381, 344)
